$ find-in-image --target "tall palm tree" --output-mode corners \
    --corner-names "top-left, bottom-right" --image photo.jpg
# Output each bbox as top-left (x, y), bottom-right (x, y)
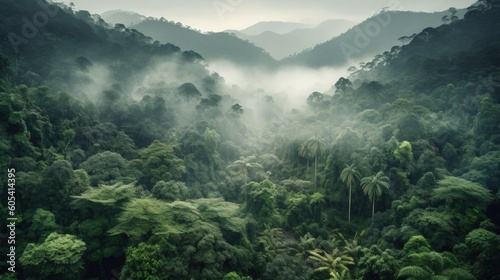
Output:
top-left (299, 137), bottom-right (326, 187)
top-left (298, 142), bottom-right (311, 168)
top-left (226, 156), bottom-right (263, 183)
top-left (340, 164), bottom-right (361, 224)
top-left (361, 171), bottom-right (390, 221)
top-left (308, 248), bottom-right (355, 280)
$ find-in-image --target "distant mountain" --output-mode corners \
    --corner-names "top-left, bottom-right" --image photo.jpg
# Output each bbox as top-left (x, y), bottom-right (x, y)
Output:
top-left (101, 9), bottom-right (146, 27)
top-left (282, 9), bottom-right (466, 68)
top-left (238, 21), bottom-right (311, 35)
top-left (228, 19), bottom-right (354, 60)
top-left (131, 19), bottom-right (276, 67)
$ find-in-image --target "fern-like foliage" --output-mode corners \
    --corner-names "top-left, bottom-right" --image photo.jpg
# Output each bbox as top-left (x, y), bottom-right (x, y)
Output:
top-left (71, 181), bottom-right (136, 208)
top-left (195, 198), bottom-right (246, 236)
top-left (108, 197), bottom-right (247, 244)
top-left (397, 265), bottom-right (432, 280)
top-left (108, 197), bottom-right (196, 239)
top-left (433, 176), bottom-right (492, 212)
top-left (441, 268), bottom-right (476, 280)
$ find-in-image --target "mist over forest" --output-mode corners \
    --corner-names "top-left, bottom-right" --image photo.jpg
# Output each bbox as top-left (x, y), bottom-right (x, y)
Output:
top-left (1, 0), bottom-right (500, 280)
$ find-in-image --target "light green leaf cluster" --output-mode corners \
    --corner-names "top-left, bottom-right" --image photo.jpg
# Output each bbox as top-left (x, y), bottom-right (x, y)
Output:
top-left (394, 140), bottom-right (413, 163)
top-left (109, 197), bottom-right (246, 243)
top-left (433, 176), bottom-right (492, 212)
top-left (72, 181), bottom-right (136, 207)
top-left (108, 198), bottom-right (191, 239)
top-left (20, 233), bottom-right (86, 279)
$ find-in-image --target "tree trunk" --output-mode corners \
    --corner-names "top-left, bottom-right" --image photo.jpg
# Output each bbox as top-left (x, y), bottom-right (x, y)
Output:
top-left (243, 167), bottom-right (248, 183)
top-left (348, 186), bottom-right (351, 223)
top-left (314, 156), bottom-right (317, 187)
top-left (372, 198), bottom-right (375, 221)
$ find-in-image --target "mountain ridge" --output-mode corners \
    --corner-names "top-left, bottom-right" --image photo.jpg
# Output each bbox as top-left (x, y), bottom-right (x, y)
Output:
top-left (282, 9), bottom-right (467, 68)
top-left (227, 19), bottom-right (355, 60)
top-left (237, 21), bottom-right (312, 35)
top-left (101, 9), bottom-right (146, 27)
top-left (130, 18), bottom-right (277, 67)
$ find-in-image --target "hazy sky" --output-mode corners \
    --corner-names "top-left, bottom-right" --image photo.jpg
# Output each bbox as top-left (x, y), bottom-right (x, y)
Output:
top-left (63, 0), bottom-right (476, 32)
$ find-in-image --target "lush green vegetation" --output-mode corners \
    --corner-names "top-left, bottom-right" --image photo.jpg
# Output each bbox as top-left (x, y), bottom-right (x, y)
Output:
top-left (1, 0), bottom-right (500, 279)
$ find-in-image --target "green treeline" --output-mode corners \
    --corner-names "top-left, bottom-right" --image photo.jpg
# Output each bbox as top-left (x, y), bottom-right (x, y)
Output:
top-left (0, 0), bottom-right (500, 279)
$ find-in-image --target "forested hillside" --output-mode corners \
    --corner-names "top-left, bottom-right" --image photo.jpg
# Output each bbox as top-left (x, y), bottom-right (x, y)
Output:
top-left (0, 0), bottom-right (499, 280)
top-left (282, 9), bottom-right (466, 68)
top-left (130, 19), bottom-right (277, 67)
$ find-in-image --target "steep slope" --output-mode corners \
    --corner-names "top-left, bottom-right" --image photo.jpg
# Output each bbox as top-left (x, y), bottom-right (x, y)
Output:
top-left (131, 19), bottom-right (277, 67)
top-left (282, 9), bottom-right (465, 68)
top-left (0, 0), bottom-right (215, 121)
top-left (355, 4), bottom-right (500, 86)
top-left (228, 19), bottom-right (355, 60)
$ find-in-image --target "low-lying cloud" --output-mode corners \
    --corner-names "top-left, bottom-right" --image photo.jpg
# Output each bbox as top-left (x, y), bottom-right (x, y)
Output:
top-left (207, 59), bottom-right (348, 110)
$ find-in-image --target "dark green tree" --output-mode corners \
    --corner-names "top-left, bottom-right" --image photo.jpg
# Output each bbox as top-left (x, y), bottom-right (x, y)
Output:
top-left (132, 140), bottom-right (186, 188)
top-left (358, 246), bottom-right (399, 280)
top-left (242, 180), bottom-right (277, 220)
top-left (151, 180), bottom-right (189, 201)
top-left (27, 208), bottom-right (61, 242)
top-left (263, 254), bottom-right (313, 280)
top-left (335, 77), bottom-right (353, 94)
top-left (177, 82), bottom-right (202, 102)
top-left (307, 92), bottom-right (325, 107)
top-left (79, 151), bottom-right (131, 186)
top-left (121, 243), bottom-right (167, 280)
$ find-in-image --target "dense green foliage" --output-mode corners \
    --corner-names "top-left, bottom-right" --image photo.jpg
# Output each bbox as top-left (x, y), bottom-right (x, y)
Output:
top-left (1, 0), bottom-right (500, 279)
